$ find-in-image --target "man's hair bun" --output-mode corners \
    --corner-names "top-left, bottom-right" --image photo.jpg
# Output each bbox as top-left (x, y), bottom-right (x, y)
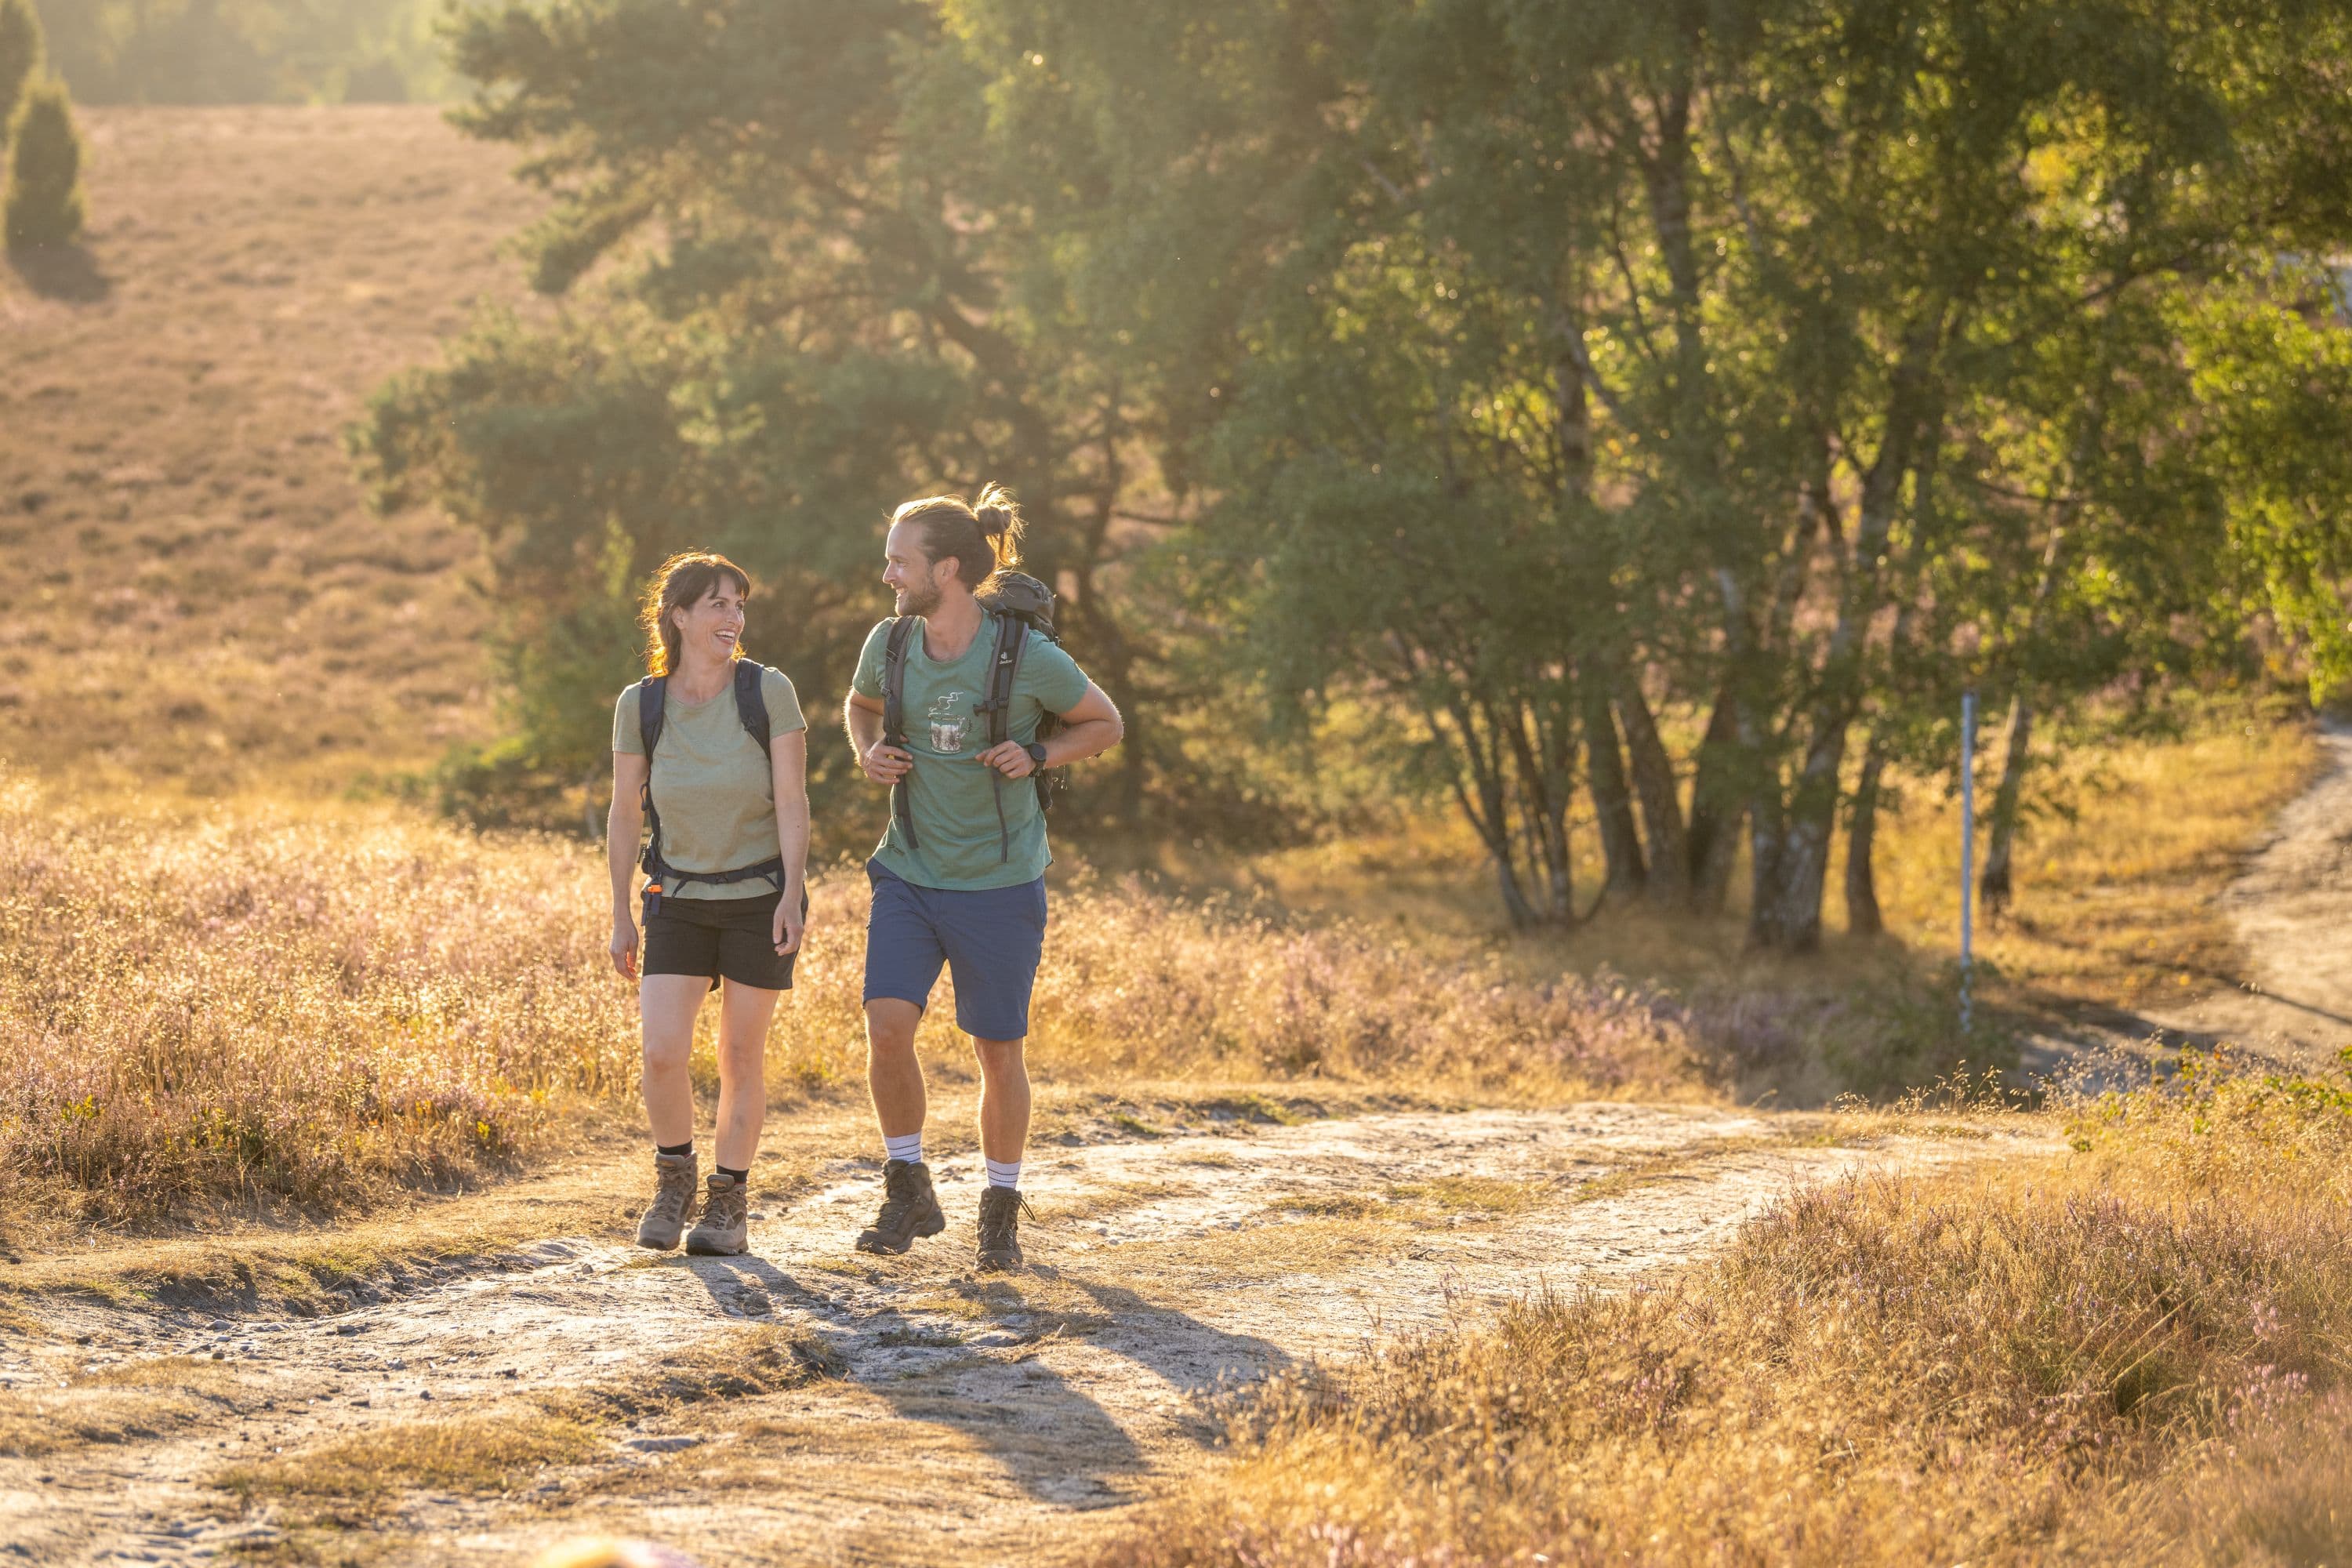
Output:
top-left (975, 503), bottom-right (1013, 537)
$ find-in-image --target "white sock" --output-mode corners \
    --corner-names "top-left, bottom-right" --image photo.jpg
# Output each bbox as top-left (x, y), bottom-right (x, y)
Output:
top-left (884, 1131), bottom-right (924, 1166)
top-left (985, 1158), bottom-right (1022, 1191)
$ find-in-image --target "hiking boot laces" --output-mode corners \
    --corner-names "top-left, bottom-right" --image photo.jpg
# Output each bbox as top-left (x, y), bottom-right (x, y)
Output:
top-left (978, 1187), bottom-right (1036, 1257)
top-left (872, 1160), bottom-right (927, 1233)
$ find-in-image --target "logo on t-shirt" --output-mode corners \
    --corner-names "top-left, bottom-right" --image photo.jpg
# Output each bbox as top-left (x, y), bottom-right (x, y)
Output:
top-left (927, 691), bottom-right (971, 754)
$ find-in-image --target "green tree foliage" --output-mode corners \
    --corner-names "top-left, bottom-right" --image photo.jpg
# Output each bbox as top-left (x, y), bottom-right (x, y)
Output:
top-left (358, 0), bottom-right (1187, 839)
top-left (379, 0), bottom-right (2352, 942)
top-left (0, 0), bottom-right (40, 145)
top-left (35, 0), bottom-right (456, 105)
top-left (5, 77), bottom-right (82, 247)
top-left (977, 0), bottom-right (2352, 943)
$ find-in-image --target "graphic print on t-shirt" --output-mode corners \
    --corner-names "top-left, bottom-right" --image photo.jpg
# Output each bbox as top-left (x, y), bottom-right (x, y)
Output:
top-left (927, 690), bottom-right (971, 754)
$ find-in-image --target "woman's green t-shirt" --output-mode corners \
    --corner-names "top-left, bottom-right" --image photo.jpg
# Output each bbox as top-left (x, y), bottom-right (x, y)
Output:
top-left (613, 664), bottom-right (807, 899)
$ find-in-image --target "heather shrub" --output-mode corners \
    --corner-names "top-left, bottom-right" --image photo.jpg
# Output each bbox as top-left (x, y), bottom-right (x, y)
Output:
top-left (1109, 1056), bottom-right (2352, 1565)
top-left (0, 778), bottom-right (1715, 1218)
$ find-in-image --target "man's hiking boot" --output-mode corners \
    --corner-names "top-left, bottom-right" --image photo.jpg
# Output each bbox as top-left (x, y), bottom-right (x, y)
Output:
top-left (977, 1185), bottom-right (1035, 1273)
top-left (684, 1172), bottom-right (749, 1257)
top-left (855, 1160), bottom-right (946, 1255)
top-left (635, 1149), bottom-right (698, 1250)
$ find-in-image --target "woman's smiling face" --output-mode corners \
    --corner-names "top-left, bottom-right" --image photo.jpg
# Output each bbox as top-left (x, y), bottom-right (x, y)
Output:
top-left (671, 579), bottom-right (746, 665)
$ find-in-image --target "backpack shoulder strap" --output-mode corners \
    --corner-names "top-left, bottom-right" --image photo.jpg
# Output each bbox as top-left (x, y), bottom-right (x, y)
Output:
top-left (880, 619), bottom-right (920, 850)
top-left (982, 612), bottom-right (1029, 748)
top-left (638, 675), bottom-right (668, 761)
top-left (881, 619), bottom-right (916, 745)
top-left (733, 659), bottom-right (771, 753)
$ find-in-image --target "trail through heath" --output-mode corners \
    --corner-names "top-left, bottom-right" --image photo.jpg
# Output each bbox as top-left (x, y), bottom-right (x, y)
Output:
top-left (2139, 718), bottom-right (2352, 1069)
top-left (0, 1104), bottom-right (2049, 1566)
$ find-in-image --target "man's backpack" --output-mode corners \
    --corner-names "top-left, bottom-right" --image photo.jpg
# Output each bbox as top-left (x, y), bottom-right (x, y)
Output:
top-left (636, 659), bottom-right (782, 918)
top-left (880, 572), bottom-right (1065, 864)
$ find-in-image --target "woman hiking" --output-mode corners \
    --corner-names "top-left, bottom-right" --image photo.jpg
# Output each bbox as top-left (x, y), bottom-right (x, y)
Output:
top-left (607, 552), bottom-right (810, 1257)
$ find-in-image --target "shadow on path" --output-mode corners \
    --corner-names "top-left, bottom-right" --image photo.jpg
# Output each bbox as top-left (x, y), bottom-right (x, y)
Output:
top-left (666, 1250), bottom-right (1290, 1508)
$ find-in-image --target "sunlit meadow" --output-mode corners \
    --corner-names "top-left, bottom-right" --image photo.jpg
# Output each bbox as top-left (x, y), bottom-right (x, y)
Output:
top-left (0, 769), bottom-right (1715, 1222)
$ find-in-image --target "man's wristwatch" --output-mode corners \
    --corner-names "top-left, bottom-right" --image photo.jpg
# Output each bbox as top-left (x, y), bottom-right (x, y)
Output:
top-left (1022, 742), bottom-right (1049, 768)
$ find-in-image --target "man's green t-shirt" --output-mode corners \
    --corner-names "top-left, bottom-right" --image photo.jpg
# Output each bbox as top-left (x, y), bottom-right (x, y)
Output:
top-left (613, 663), bottom-right (808, 900)
top-left (851, 613), bottom-right (1091, 891)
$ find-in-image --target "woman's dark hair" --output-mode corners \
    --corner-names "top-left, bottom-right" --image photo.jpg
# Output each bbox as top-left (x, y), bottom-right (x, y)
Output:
top-left (891, 482), bottom-right (1025, 593)
top-left (638, 551), bottom-right (750, 676)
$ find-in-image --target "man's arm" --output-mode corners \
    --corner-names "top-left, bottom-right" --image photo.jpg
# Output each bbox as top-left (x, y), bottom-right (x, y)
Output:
top-left (844, 689), bottom-right (910, 785)
top-left (976, 681), bottom-right (1123, 779)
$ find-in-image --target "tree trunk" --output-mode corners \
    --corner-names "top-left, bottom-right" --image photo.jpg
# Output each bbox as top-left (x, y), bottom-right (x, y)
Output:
top-left (1686, 685), bottom-right (1743, 913)
top-left (1582, 681), bottom-right (1646, 899)
top-left (1615, 675), bottom-right (1690, 906)
top-left (1980, 692), bottom-right (2034, 916)
top-left (1846, 739), bottom-right (1889, 936)
top-left (1747, 715), bottom-right (1850, 953)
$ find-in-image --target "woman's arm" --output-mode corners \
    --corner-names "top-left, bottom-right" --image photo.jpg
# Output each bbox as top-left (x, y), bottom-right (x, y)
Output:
top-left (770, 729), bottom-right (811, 956)
top-left (608, 750), bottom-right (648, 978)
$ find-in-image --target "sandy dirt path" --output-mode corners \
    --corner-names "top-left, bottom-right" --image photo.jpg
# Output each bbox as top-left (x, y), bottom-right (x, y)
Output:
top-left (0, 1104), bottom-right (2047, 1567)
top-left (2132, 720), bottom-right (2352, 1069)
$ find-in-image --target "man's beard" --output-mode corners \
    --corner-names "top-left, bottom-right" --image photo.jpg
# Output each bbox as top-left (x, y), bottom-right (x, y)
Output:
top-left (896, 579), bottom-right (942, 618)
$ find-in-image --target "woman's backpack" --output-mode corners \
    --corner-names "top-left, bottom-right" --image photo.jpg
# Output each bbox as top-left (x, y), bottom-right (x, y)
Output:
top-left (635, 659), bottom-right (782, 917)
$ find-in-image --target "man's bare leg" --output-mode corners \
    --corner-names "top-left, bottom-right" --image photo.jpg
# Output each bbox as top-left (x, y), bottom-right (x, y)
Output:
top-left (856, 997), bottom-right (944, 1254)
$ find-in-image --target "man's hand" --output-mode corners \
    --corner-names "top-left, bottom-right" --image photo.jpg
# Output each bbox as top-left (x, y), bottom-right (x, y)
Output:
top-left (861, 741), bottom-right (913, 786)
top-left (772, 887), bottom-right (805, 956)
top-left (610, 916), bottom-right (639, 980)
top-left (974, 741), bottom-right (1038, 779)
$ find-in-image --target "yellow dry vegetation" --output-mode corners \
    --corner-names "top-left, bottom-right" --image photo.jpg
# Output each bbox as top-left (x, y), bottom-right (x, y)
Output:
top-left (0, 770), bottom-right (1708, 1225)
top-left (1106, 1056), bottom-right (2352, 1566)
top-left (1240, 703), bottom-right (2318, 1039)
top-left (0, 106), bottom-right (538, 797)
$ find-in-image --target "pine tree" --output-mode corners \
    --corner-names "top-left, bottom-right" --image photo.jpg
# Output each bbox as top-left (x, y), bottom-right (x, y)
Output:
top-left (0, 0), bottom-right (38, 152)
top-left (5, 81), bottom-right (84, 249)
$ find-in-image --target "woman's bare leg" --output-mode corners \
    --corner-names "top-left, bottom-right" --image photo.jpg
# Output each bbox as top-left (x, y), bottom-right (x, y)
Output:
top-left (713, 979), bottom-right (781, 1171)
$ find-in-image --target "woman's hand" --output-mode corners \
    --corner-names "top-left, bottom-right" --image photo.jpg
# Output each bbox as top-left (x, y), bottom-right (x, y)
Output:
top-left (610, 915), bottom-right (639, 980)
top-left (772, 887), bottom-right (805, 956)
top-left (860, 740), bottom-right (913, 786)
top-left (974, 740), bottom-right (1036, 779)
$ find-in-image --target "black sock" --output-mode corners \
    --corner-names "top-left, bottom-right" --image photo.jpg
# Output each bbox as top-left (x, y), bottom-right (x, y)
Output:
top-left (715, 1164), bottom-right (749, 1183)
top-left (657, 1141), bottom-right (693, 1158)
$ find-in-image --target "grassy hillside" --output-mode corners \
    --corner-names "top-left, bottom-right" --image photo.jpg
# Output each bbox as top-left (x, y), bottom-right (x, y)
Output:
top-left (0, 106), bottom-right (539, 797)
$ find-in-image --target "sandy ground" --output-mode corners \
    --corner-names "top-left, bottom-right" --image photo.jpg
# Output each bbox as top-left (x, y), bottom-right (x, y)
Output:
top-left (2134, 720), bottom-right (2352, 1069)
top-left (0, 1105), bottom-right (2048, 1566)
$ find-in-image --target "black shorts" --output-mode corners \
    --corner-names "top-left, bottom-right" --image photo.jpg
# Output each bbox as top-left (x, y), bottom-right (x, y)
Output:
top-left (643, 887), bottom-right (806, 991)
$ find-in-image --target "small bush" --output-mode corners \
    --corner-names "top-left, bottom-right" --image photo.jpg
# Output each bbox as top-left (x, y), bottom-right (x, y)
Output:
top-left (5, 78), bottom-right (83, 249)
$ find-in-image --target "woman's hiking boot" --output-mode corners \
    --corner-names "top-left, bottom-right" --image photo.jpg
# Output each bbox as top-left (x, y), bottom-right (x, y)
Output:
top-left (635, 1149), bottom-right (699, 1250)
top-left (855, 1160), bottom-right (945, 1254)
top-left (684, 1173), bottom-right (749, 1256)
top-left (977, 1186), bottom-right (1034, 1273)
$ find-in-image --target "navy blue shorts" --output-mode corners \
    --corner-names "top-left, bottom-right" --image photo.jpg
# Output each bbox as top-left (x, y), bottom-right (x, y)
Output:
top-left (862, 859), bottom-right (1048, 1040)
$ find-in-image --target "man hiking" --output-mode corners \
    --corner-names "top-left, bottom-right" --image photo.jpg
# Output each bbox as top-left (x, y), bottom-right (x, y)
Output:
top-left (842, 485), bottom-right (1123, 1270)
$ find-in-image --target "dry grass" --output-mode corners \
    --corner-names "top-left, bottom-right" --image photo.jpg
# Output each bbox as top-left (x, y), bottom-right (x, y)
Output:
top-left (1228, 703), bottom-right (2318, 1073)
top-left (1106, 1052), bottom-right (2352, 1566)
top-left (0, 1355), bottom-right (245, 1457)
top-left (0, 106), bottom-right (539, 797)
top-left (220, 1326), bottom-right (844, 1527)
top-left (0, 771), bottom-right (1711, 1225)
